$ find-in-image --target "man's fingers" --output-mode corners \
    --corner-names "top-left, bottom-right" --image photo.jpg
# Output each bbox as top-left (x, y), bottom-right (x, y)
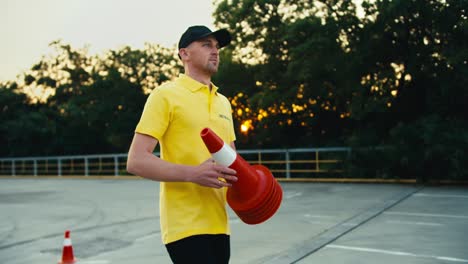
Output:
top-left (213, 166), bottom-right (238, 183)
top-left (221, 173), bottom-right (238, 182)
top-left (216, 178), bottom-right (232, 187)
top-left (203, 161), bottom-right (238, 186)
top-left (214, 166), bottom-right (236, 176)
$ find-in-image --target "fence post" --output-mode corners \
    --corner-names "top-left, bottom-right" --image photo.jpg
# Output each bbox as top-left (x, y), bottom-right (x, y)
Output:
top-left (114, 156), bottom-right (119, 177)
top-left (33, 160), bottom-right (37, 177)
top-left (58, 159), bottom-right (62, 177)
top-left (84, 157), bottom-right (89, 177)
top-left (315, 150), bottom-right (319, 172)
top-left (285, 150), bottom-right (291, 179)
top-left (12, 160), bottom-right (15, 176)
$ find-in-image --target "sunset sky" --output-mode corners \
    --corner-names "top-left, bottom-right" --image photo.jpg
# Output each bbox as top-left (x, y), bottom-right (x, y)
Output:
top-left (0, 0), bottom-right (216, 82)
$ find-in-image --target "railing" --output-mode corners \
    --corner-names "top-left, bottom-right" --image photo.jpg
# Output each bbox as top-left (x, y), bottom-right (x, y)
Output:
top-left (0, 148), bottom-right (351, 179)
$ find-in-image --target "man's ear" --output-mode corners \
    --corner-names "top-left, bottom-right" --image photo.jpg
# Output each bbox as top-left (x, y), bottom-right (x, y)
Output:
top-left (179, 48), bottom-right (188, 59)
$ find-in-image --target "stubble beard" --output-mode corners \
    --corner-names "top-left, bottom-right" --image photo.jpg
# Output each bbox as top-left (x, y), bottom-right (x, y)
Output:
top-left (205, 62), bottom-right (218, 75)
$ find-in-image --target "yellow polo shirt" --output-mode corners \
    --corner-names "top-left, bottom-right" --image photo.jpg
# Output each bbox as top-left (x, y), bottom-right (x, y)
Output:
top-left (135, 74), bottom-right (236, 244)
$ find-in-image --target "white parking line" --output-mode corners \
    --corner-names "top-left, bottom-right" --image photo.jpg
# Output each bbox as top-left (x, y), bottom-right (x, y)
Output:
top-left (304, 220), bottom-right (334, 225)
top-left (384, 211), bottom-right (468, 219)
top-left (285, 192), bottom-right (302, 199)
top-left (304, 214), bottom-right (335, 219)
top-left (135, 232), bottom-right (159, 242)
top-left (326, 244), bottom-right (468, 263)
top-left (413, 193), bottom-right (468, 199)
top-left (303, 214), bottom-right (335, 225)
top-left (79, 261), bottom-right (110, 264)
top-left (386, 220), bottom-right (444, 226)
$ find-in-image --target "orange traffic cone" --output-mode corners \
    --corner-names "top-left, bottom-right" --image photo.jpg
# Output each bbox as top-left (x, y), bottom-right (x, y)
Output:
top-left (200, 127), bottom-right (283, 225)
top-left (58, 230), bottom-right (76, 264)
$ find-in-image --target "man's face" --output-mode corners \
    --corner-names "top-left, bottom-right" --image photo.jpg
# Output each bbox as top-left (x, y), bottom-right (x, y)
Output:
top-left (183, 36), bottom-right (220, 75)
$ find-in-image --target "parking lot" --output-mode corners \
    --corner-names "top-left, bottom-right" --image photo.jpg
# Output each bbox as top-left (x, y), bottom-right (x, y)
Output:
top-left (1, 178), bottom-right (467, 264)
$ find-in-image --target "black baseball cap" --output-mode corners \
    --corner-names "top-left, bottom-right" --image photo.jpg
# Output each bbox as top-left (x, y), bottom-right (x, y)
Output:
top-left (178, 25), bottom-right (232, 50)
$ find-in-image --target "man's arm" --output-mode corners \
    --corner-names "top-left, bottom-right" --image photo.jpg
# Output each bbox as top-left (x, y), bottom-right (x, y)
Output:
top-left (126, 133), bottom-right (237, 188)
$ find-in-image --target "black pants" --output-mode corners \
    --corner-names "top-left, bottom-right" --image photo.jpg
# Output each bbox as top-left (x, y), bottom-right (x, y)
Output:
top-left (165, 234), bottom-right (230, 264)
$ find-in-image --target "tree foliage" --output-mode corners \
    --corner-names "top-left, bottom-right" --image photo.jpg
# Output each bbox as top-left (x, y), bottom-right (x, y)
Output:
top-left (213, 0), bottom-right (467, 179)
top-left (2, 41), bottom-right (181, 155)
top-left (1, 0), bottom-right (467, 180)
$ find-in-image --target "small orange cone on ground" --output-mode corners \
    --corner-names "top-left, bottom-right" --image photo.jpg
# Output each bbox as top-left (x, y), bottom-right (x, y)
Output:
top-left (58, 230), bottom-right (76, 264)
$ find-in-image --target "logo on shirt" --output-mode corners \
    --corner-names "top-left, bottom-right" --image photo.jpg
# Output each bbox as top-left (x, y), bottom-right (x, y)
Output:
top-left (218, 114), bottom-right (231, 122)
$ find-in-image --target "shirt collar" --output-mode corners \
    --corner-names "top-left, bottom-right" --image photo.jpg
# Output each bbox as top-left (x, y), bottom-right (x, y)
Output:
top-left (177, 74), bottom-right (219, 94)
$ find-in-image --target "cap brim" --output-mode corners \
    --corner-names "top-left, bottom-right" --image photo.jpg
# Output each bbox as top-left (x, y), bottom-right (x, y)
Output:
top-left (201, 29), bottom-right (232, 48)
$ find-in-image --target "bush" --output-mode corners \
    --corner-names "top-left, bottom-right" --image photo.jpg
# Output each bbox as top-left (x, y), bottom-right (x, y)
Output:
top-left (347, 115), bottom-right (468, 183)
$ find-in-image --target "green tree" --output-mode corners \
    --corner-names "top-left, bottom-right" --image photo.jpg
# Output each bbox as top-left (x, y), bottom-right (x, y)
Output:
top-left (349, 0), bottom-right (468, 180)
top-left (0, 82), bottom-right (55, 156)
top-left (214, 0), bottom-right (362, 147)
top-left (3, 41), bottom-right (181, 156)
top-left (214, 0), bottom-right (467, 180)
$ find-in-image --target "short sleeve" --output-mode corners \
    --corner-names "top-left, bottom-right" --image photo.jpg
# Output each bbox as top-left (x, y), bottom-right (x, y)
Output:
top-left (135, 89), bottom-right (171, 140)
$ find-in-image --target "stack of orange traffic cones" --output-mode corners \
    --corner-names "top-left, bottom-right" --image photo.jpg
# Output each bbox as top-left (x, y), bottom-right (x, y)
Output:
top-left (200, 127), bottom-right (283, 225)
top-left (58, 230), bottom-right (76, 264)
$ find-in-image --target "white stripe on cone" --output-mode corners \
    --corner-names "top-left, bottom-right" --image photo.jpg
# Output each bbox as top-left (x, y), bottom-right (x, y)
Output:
top-left (63, 238), bottom-right (72, 246)
top-left (211, 143), bottom-right (236, 166)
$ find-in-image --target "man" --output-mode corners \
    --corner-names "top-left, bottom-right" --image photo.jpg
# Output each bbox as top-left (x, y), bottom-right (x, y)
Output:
top-left (126, 25), bottom-right (238, 264)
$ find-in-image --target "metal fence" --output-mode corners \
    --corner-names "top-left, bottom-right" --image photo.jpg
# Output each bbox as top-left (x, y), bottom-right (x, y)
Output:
top-left (0, 148), bottom-right (351, 179)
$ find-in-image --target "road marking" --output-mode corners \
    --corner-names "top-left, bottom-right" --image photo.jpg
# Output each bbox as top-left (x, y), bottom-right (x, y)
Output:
top-left (285, 192), bottom-right (302, 199)
top-left (135, 232), bottom-right (159, 242)
top-left (304, 214), bottom-right (335, 219)
top-left (304, 220), bottom-right (334, 225)
top-left (265, 187), bottom-right (422, 264)
top-left (326, 244), bottom-right (468, 263)
top-left (413, 193), bottom-right (468, 199)
top-left (386, 220), bottom-right (444, 226)
top-left (342, 223), bottom-right (359, 227)
top-left (384, 211), bottom-right (468, 219)
top-left (79, 261), bottom-right (110, 264)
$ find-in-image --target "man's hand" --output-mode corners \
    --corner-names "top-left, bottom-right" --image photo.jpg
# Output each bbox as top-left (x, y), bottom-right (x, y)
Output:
top-left (190, 158), bottom-right (238, 188)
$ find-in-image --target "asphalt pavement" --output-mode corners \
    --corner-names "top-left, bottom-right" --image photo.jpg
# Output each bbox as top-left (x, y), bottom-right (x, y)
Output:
top-left (1, 178), bottom-right (467, 264)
